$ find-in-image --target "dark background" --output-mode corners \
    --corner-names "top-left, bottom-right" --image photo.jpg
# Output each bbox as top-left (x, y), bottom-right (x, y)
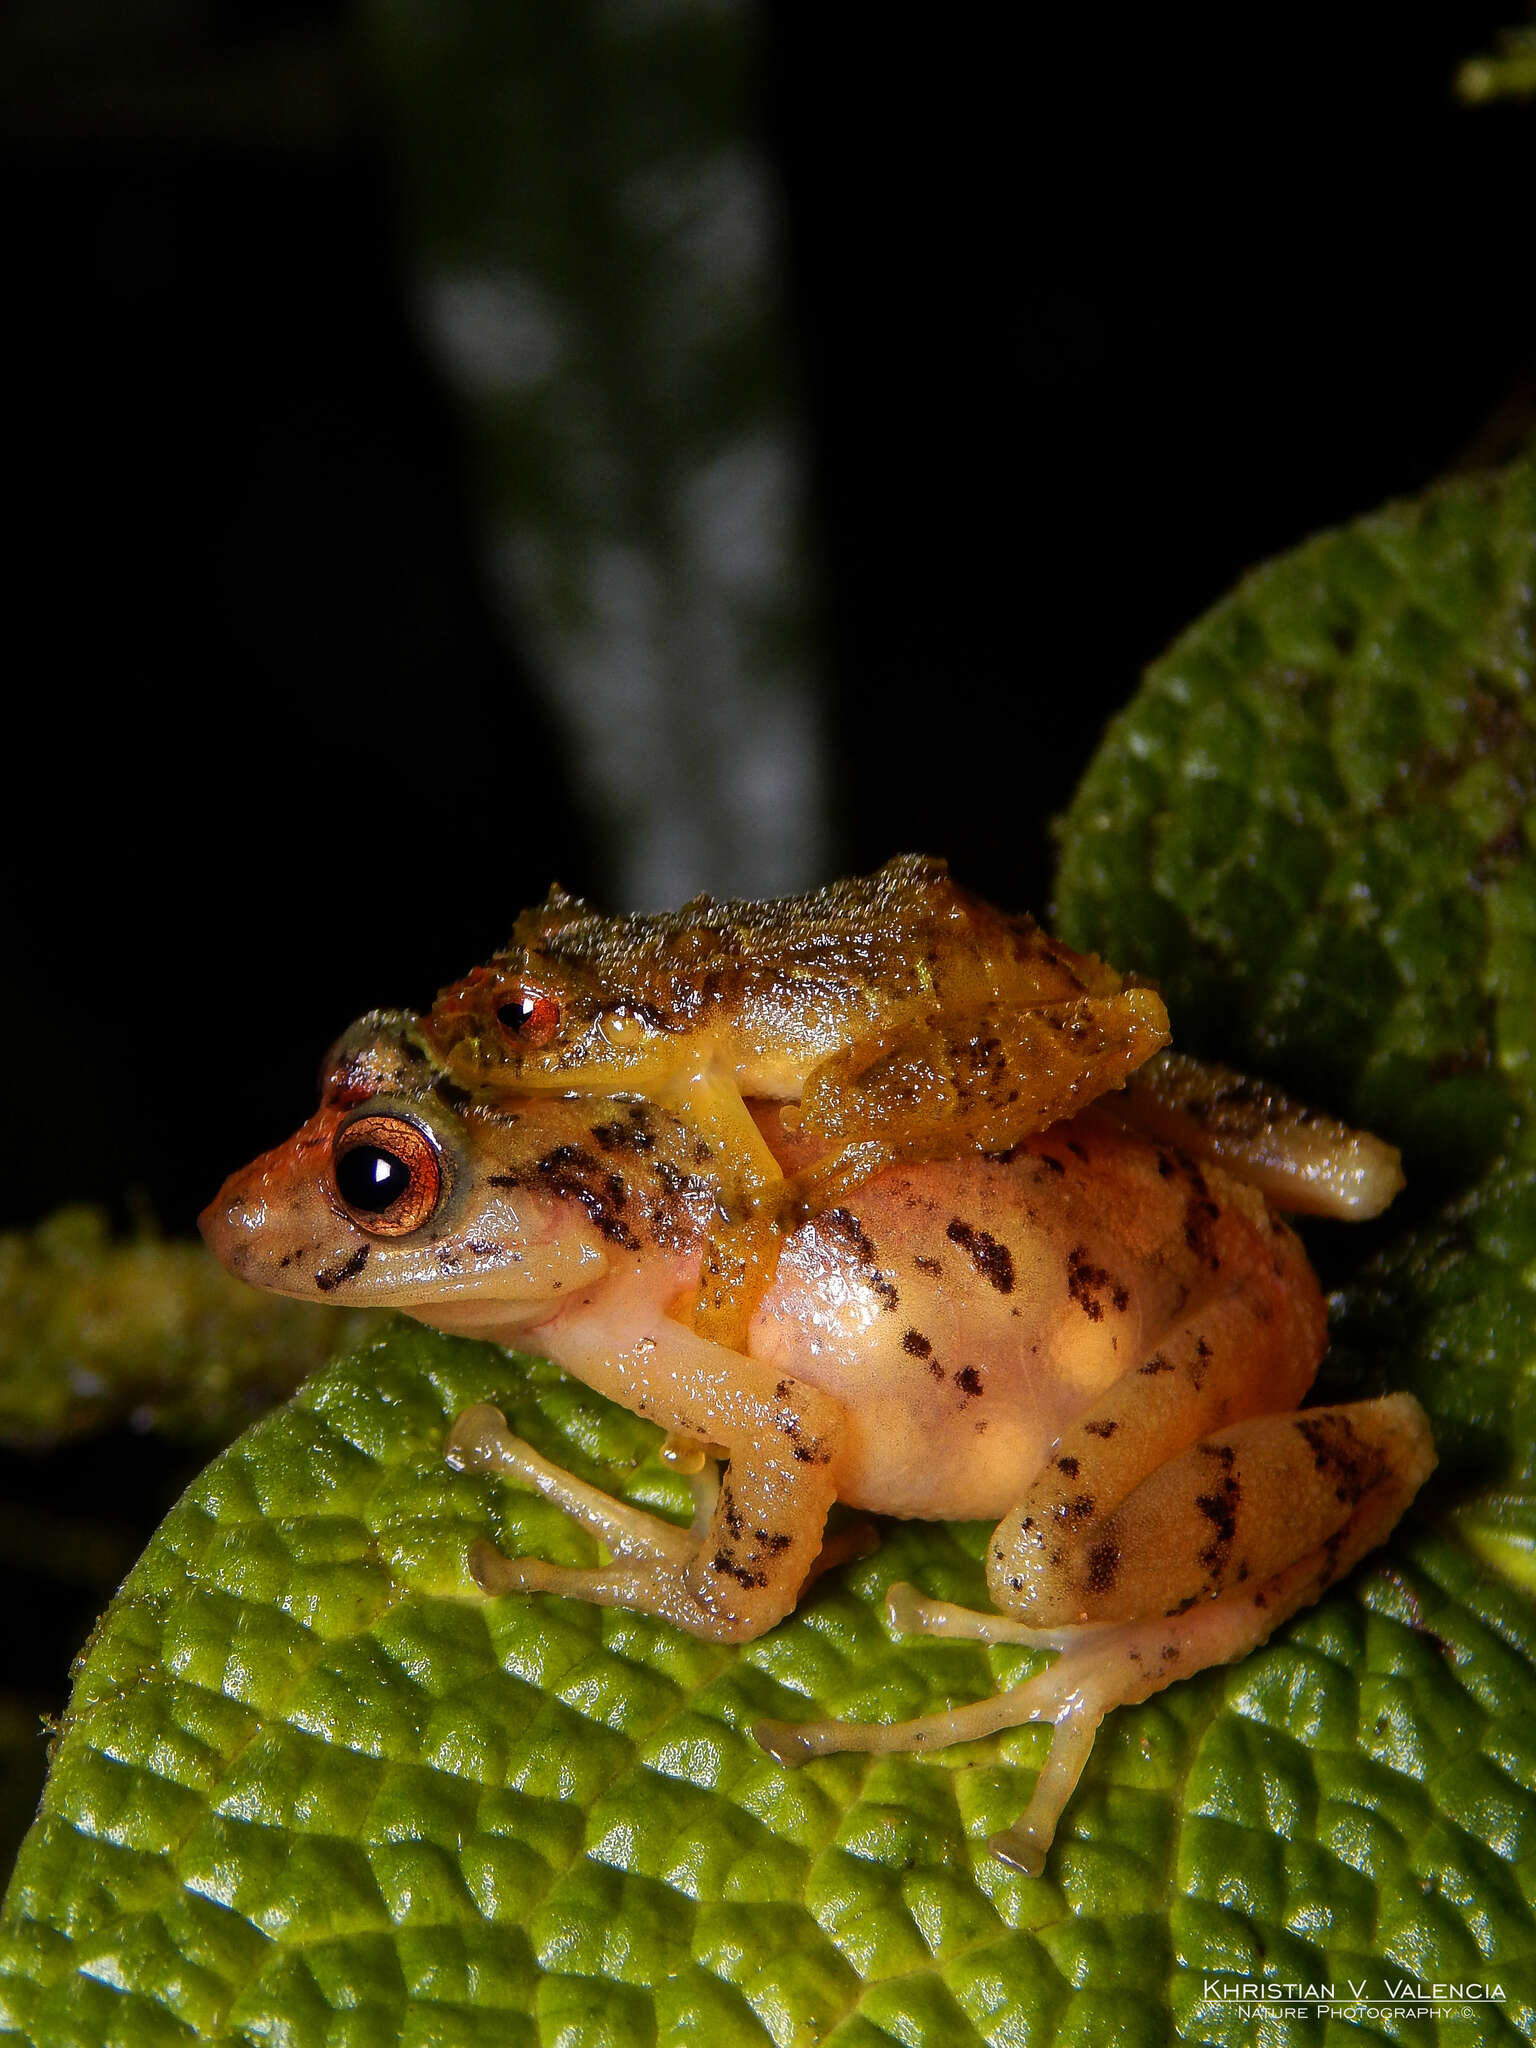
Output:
top-left (3, 2), bottom-right (1532, 1240)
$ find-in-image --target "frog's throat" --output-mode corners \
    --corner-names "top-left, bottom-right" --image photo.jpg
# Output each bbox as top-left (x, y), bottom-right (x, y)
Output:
top-left (387, 1240), bottom-right (611, 1335)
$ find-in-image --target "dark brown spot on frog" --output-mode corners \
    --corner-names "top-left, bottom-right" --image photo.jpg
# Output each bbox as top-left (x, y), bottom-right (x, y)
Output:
top-left (1139, 1351), bottom-right (1174, 1375)
top-left (1057, 1455), bottom-right (1080, 1477)
top-left (823, 1207), bottom-right (878, 1265)
top-left (955, 1366), bottom-right (984, 1398)
top-left (316, 1245), bottom-right (369, 1292)
top-left (1083, 1419), bottom-right (1118, 1439)
top-left (1066, 1139), bottom-right (1088, 1162)
top-left (1066, 1244), bottom-right (1129, 1320)
top-left (1038, 1154), bottom-right (1065, 1175)
top-left (913, 1254), bottom-right (943, 1276)
top-left (822, 1207), bottom-right (899, 1309)
top-left (1195, 1488), bottom-right (1239, 1568)
top-left (491, 1144), bottom-right (641, 1250)
top-left (592, 1103), bottom-right (657, 1154)
top-left (1177, 1160), bottom-right (1223, 1271)
top-left (774, 1405), bottom-right (831, 1466)
top-left (711, 1550), bottom-right (768, 1589)
top-left (946, 1218), bottom-right (1014, 1294)
top-left (902, 1329), bottom-right (932, 1359)
top-left (1085, 1537), bottom-right (1120, 1593)
top-left (433, 1077), bottom-right (472, 1110)
top-left (1295, 1413), bottom-right (1380, 1505)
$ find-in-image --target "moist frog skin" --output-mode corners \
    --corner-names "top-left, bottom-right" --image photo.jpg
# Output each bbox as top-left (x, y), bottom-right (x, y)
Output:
top-left (425, 855), bottom-right (1172, 1344)
top-left (202, 1004), bottom-right (1433, 1872)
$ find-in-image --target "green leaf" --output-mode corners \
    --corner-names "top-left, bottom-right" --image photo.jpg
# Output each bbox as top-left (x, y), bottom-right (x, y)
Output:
top-left (1056, 459), bottom-right (1536, 1183)
top-left (5, 1334), bottom-right (1536, 2046)
top-left (5, 461), bottom-right (1536, 2042)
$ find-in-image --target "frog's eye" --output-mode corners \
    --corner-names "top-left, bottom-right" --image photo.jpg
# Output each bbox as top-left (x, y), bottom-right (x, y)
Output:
top-left (494, 986), bottom-right (561, 1050)
top-left (332, 1115), bottom-right (442, 1235)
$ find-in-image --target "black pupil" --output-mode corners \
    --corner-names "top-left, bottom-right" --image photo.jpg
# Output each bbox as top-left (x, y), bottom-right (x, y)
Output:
top-left (497, 996), bottom-right (539, 1033)
top-left (336, 1143), bottom-right (412, 1213)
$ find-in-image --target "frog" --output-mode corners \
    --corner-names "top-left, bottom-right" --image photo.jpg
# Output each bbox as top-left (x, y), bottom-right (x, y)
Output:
top-left (423, 856), bottom-right (1174, 1345)
top-left (202, 1005), bottom-right (1434, 1873)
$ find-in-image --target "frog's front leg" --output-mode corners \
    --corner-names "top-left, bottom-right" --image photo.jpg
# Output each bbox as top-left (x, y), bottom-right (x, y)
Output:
top-left (657, 1072), bottom-right (790, 1351)
top-left (449, 1295), bottom-right (846, 1643)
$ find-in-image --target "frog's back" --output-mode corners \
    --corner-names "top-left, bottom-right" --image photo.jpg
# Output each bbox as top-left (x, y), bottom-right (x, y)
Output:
top-left (442, 854), bottom-right (1135, 1035)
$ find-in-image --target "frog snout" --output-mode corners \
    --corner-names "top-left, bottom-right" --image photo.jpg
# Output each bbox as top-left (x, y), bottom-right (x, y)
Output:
top-left (198, 1173), bottom-right (266, 1271)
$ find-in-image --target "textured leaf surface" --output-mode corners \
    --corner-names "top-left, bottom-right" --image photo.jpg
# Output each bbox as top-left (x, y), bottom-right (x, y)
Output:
top-left (3, 1334), bottom-right (1535, 2047)
top-left (4, 462), bottom-right (1536, 2044)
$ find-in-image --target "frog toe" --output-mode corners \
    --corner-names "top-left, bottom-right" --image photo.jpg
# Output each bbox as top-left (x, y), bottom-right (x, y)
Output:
top-left (445, 1402), bottom-right (701, 1564)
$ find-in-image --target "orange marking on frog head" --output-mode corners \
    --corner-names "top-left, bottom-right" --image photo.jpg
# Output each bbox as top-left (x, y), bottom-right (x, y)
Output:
top-left (428, 960), bottom-right (562, 1071)
top-left (324, 1061), bottom-right (382, 1109)
top-left (198, 1101), bottom-right (352, 1273)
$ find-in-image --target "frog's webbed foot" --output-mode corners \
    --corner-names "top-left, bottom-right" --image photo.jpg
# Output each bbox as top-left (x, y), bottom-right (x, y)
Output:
top-left (754, 1580), bottom-right (1135, 1875)
top-left (754, 1564), bottom-right (1324, 1875)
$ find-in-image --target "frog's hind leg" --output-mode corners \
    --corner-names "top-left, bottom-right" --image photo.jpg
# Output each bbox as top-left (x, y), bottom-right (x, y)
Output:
top-left (794, 993), bottom-right (1169, 1165)
top-left (756, 1392), bottom-right (1434, 1874)
top-left (1113, 1048), bottom-right (1405, 1219)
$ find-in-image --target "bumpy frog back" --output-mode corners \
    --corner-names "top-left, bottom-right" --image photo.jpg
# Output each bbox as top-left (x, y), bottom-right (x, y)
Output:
top-left (423, 856), bottom-right (1170, 1347)
top-left (426, 854), bottom-right (1167, 1112)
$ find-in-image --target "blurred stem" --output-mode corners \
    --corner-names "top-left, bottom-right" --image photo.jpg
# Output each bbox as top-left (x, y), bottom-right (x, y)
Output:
top-left (0, 1209), bottom-right (386, 1450)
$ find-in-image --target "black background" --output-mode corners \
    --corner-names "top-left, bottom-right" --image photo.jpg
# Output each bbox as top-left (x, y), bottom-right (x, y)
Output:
top-left (4, 2), bottom-right (1532, 1238)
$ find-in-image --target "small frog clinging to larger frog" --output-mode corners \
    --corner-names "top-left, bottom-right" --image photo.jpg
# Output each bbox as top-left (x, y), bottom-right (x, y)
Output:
top-left (425, 855), bottom-right (1171, 1343)
top-left (203, 868), bottom-right (1433, 1873)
